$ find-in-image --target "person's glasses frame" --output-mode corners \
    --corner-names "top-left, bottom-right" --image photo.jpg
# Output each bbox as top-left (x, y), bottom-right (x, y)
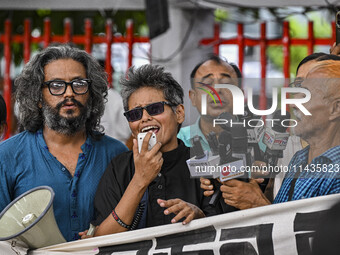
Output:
top-left (124, 101), bottom-right (175, 122)
top-left (289, 77), bottom-right (304, 88)
top-left (42, 79), bottom-right (91, 96)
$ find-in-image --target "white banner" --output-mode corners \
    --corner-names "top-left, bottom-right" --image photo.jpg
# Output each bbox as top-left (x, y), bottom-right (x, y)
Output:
top-left (3, 194), bottom-right (339, 255)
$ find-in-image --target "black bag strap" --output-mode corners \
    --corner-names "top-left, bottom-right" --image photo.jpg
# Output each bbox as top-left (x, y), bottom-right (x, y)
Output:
top-left (288, 170), bottom-right (301, 201)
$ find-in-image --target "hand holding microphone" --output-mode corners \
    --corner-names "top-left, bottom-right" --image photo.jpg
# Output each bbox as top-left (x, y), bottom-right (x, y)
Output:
top-left (208, 130), bottom-right (232, 207)
top-left (262, 110), bottom-right (290, 168)
top-left (133, 132), bottom-right (163, 187)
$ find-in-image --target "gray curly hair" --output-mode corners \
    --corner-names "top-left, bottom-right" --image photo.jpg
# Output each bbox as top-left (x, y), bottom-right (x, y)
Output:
top-left (14, 44), bottom-right (108, 139)
top-left (120, 64), bottom-right (184, 132)
top-left (120, 64), bottom-right (184, 111)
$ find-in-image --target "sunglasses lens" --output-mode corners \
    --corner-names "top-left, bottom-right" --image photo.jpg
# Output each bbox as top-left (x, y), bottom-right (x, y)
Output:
top-left (125, 109), bottom-right (143, 122)
top-left (146, 102), bottom-right (164, 116)
top-left (124, 102), bottom-right (169, 122)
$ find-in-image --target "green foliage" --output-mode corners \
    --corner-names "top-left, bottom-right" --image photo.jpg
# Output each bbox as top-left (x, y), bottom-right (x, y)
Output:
top-left (0, 10), bottom-right (147, 66)
top-left (36, 9), bottom-right (51, 17)
top-left (214, 9), bottom-right (229, 23)
top-left (267, 13), bottom-right (332, 77)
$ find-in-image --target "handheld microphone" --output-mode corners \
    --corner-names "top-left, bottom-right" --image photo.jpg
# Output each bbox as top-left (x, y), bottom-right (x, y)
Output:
top-left (215, 112), bottom-right (235, 132)
top-left (260, 111), bottom-right (290, 191)
top-left (231, 123), bottom-right (253, 173)
top-left (191, 135), bottom-right (206, 159)
top-left (186, 136), bottom-right (220, 179)
top-left (215, 111), bottom-right (251, 180)
top-left (237, 108), bottom-right (264, 161)
top-left (209, 130), bottom-right (233, 207)
top-left (237, 106), bottom-right (257, 144)
top-left (231, 123), bottom-right (248, 156)
top-left (218, 130), bottom-right (233, 165)
top-left (219, 129), bottom-right (247, 174)
top-left (262, 111), bottom-right (290, 166)
top-left (209, 130), bottom-right (245, 211)
top-left (207, 132), bottom-right (219, 156)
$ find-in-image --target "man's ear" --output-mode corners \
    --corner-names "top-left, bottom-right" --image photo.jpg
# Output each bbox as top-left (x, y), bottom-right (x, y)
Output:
top-left (329, 98), bottom-right (340, 121)
top-left (175, 104), bottom-right (185, 124)
top-left (189, 89), bottom-right (197, 107)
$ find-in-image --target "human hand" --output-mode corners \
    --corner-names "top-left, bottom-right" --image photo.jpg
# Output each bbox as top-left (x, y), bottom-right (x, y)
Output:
top-left (200, 177), bottom-right (214, 197)
top-left (220, 179), bottom-right (271, 210)
top-left (78, 230), bottom-right (93, 239)
top-left (157, 198), bottom-right (205, 225)
top-left (250, 161), bottom-right (269, 179)
top-left (133, 132), bottom-right (163, 186)
top-left (330, 42), bottom-right (340, 55)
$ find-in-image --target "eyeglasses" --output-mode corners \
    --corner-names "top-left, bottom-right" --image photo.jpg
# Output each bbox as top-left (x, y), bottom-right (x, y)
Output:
top-left (124, 101), bottom-right (174, 122)
top-left (289, 78), bottom-right (304, 88)
top-left (42, 79), bottom-right (91, 96)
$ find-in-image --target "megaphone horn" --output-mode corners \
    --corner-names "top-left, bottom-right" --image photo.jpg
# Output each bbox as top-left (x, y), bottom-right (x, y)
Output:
top-left (0, 186), bottom-right (66, 249)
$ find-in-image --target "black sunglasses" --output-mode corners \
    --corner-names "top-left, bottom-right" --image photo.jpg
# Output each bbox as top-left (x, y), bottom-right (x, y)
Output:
top-left (124, 101), bottom-right (174, 122)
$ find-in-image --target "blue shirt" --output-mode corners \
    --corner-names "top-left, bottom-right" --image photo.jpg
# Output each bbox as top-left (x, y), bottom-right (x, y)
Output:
top-left (0, 130), bottom-right (127, 241)
top-left (274, 145), bottom-right (340, 203)
top-left (177, 118), bottom-right (210, 151)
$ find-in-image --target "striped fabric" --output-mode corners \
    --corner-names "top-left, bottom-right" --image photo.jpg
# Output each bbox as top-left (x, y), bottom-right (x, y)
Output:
top-left (274, 145), bottom-right (340, 203)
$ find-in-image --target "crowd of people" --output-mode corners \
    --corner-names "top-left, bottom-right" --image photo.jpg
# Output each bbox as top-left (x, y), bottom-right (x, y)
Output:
top-left (0, 43), bottom-right (339, 253)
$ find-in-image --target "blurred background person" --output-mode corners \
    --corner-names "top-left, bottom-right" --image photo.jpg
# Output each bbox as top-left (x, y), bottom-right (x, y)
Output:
top-left (199, 52), bottom-right (340, 210)
top-left (97, 59), bottom-right (132, 147)
top-left (177, 54), bottom-right (242, 151)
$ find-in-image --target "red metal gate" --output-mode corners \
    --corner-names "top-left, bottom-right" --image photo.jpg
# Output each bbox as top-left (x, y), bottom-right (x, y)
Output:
top-left (0, 18), bottom-right (149, 138)
top-left (200, 21), bottom-right (335, 111)
top-left (0, 19), bottom-right (336, 139)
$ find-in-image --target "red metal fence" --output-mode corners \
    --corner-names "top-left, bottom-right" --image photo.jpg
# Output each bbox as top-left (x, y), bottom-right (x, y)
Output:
top-left (0, 19), bottom-right (336, 138)
top-left (0, 18), bottom-right (149, 138)
top-left (200, 21), bottom-right (335, 110)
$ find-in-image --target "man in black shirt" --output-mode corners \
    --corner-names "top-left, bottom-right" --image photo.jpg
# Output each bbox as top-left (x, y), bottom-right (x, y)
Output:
top-left (91, 65), bottom-right (212, 236)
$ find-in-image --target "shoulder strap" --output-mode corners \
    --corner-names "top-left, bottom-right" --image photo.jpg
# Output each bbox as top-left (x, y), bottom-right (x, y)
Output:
top-left (130, 188), bottom-right (148, 230)
top-left (137, 188), bottom-right (148, 229)
top-left (288, 171), bottom-right (300, 201)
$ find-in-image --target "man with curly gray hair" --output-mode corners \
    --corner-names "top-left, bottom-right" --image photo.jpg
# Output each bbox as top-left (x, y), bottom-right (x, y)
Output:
top-left (0, 44), bottom-right (127, 242)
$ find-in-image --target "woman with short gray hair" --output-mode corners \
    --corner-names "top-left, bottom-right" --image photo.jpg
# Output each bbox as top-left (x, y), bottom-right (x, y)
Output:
top-left (89, 64), bottom-right (211, 237)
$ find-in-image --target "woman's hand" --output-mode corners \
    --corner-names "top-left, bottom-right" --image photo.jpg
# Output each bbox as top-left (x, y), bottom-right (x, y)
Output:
top-left (133, 132), bottom-right (163, 187)
top-left (78, 230), bottom-right (93, 239)
top-left (157, 198), bottom-right (205, 225)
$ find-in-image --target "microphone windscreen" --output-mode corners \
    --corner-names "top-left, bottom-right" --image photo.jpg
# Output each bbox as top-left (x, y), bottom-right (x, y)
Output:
top-left (231, 125), bottom-right (248, 154)
top-left (191, 135), bottom-right (205, 159)
top-left (207, 132), bottom-right (219, 155)
top-left (217, 112), bottom-right (238, 131)
top-left (272, 110), bottom-right (291, 133)
top-left (218, 130), bottom-right (232, 146)
top-left (237, 105), bottom-right (253, 122)
top-left (218, 131), bottom-right (232, 164)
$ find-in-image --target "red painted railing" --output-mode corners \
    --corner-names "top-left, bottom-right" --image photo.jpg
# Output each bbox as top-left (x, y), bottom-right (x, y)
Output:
top-left (200, 21), bottom-right (335, 111)
top-left (0, 18), bottom-right (150, 138)
top-left (3, 20), bottom-right (11, 140)
top-left (0, 19), bottom-right (336, 138)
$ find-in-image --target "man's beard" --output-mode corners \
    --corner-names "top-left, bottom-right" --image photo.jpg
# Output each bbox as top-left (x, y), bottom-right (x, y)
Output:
top-left (42, 98), bottom-right (92, 136)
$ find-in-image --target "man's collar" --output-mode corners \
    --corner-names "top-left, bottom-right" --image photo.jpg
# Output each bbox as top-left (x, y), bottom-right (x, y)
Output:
top-left (299, 145), bottom-right (340, 164)
top-left (318, 145), bottom-right (340, 163)
top-left (38, 128), bottom-right (93, 153)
